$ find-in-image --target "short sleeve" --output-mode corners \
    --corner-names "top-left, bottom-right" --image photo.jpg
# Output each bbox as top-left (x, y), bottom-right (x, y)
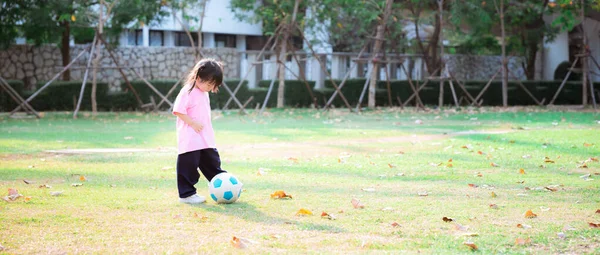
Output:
top-left (172, 89), bottom-right (188, 115)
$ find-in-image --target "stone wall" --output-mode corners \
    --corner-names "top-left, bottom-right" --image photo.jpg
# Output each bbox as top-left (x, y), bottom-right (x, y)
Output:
top-left (0, 45), bottom-right (240, 90)
top-left (445, 54), bottom-right (526, 80)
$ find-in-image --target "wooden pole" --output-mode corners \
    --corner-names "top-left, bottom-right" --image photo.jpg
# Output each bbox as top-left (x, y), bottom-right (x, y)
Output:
top-left (581, 0), bottom-right (588, 106)
top-left (220, 81), bottom-right (248, 115)
top-left (499, 0), bottom-right (508, 107)
top-left (10, 44), bottom-right (91, 115)
top-left (357, 68), bottom-right (373, 111)
top-left (0, 76), bottom-right (40, 118)
top-left (549, 57), bottom-right (579, 105)
top-left (96, 34), bottom-right (143, 107)
top-left (260, 77), bottom-right (278, 114)
top-left (470, 68), bottom-right (501, 106)
top-left (322, 42), bottom-right (371, 109)
top-left (285, 40), bottom-right (318, 108)
top-left (295, 24), bottom-right (354, 111)
top-left (73, 34), bottom-right (98, 119)
top-left (223, 24), bottom-right (284, 109)
top-left (129, 68), bottom-right (174, 107)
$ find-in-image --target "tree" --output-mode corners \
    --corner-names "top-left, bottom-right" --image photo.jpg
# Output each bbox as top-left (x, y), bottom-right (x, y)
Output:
top-left (0, 0), bottom-right (168, 82)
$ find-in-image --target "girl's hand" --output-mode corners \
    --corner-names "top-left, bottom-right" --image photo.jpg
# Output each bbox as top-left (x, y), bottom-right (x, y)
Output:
top-left (191, 121), bottom-right (204, 133)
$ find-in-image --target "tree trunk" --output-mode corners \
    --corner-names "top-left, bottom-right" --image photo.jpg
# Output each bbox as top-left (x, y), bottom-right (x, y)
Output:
top-left (276, 0), bottom-right (301, 108)
top-left (525, 42), bottom-right (538, 80)
top-left (581, 0), bottom-right (588, 106)
top-left (92, 0), bottom-right (105, 115)
top-left (61, 21), bottom-right (71, 81)
top-left (368, 0), bottom-right (393, 108)
top-left (500, 0), bottom-right (508, 107)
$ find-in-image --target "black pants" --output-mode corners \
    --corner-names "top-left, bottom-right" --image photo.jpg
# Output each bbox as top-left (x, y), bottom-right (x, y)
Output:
top-left (176, 148), bottom-right (226, 198)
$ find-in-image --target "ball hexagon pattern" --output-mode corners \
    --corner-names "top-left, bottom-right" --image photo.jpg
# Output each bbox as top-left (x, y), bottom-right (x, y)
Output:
top-left (208, 172), bottom-right (243, 204)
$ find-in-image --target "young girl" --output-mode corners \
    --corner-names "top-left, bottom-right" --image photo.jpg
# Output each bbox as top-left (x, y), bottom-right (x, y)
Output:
top-left (173, 58), bottom-right (226, 204)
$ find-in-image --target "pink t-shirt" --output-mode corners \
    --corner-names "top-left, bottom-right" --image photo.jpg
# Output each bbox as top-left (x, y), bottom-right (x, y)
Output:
top-left (172, 84), bottom-right (216, 154)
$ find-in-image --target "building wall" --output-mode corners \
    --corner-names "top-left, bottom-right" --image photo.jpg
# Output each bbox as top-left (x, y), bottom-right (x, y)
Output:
top-left (0, 45), bottom-right (239, 90)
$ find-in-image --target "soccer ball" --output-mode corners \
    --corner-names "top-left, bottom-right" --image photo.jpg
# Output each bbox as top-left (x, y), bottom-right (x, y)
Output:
top-left (209, 172), bottom-right (243, 203)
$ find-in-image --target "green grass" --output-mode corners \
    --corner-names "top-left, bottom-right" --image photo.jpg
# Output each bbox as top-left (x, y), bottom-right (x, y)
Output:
top-left (1, 108), bottom-right (599, 254)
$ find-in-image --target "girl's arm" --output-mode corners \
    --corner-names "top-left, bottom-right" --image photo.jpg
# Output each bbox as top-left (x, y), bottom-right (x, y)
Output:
top-left (174, 112), bottom-right (203, 133)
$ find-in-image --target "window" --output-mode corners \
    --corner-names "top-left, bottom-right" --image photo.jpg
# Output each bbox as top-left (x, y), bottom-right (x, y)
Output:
top-left (149, 30), bottom-right (164, 46)
top-left (175, 32), bottom-right (200, 47)
top-left (128, 29), bottom-right (143, 46)
top-left (215, 33), bottom-right (236, 48)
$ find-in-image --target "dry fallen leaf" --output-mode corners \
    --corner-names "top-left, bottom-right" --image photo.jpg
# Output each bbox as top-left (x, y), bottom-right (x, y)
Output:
top-left (477, 151), bottom-right (484, 155)
top-left (517, 223), bottom-right (532, 229)
top-left (519, 168), bottom-right (526, 174)
top-left (589, 222), bottom-right (600, 228)
top-left (361, 188), bottom-right (376, 192)
top-left (544, 186), bottom-right (558, 192)
top-left (388, 163), bottom-right (396, 168)
top-left (515, 238), bottom-right (532, 245)
top-left (23, 179), bottom-right (33, 184)
top-left (79, 175), bottom-right (87, 181)
top-left (491, 192), bottom-right (497, 198)
top-left (231, 236), bottom-right (255, 249)
top-left (544, 157), bottom-right (555, 163)
top-left (50, 191), bottom-right (63, 196)
top-left (524, 210), bottom-right (537, 218)
top-left (296, 208), bottom-right (313, 216)
top-left (3, 188), bottom-right (23, 202)
top-left (390, 222), bottom-right (400, 227)
top-left (351, 198), bottom-right (365, 209)
top-left (491, 162), bottom-right (499, 167)
top-left (583, 142), bottom-right (593, 147)
top-left (463, 241), bottom-right (478, 250)
top-left (442, 217), bottom-right (454, 222)
top-left (321, 211), bottom-right (336, 220)
top-left (71, 183), bottom-right (83, 187)
top-left (270, 190), bottom-right (292, 199)
top-left (288, 157), bottom-right (299, 163)
top-left (595, 209), bottom-right (600, 214)
top-left (39, 184), bottom-right (51, 188)
top-left (468, 184), bottom-right (478, 188)
top-left (489, 204), bottom-right (499, 209)
top-left (24, 196), bottom-right (32, 202)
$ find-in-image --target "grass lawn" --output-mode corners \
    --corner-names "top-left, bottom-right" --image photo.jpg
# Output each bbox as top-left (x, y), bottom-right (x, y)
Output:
top-left (1, 107), bottom-right (599, 254)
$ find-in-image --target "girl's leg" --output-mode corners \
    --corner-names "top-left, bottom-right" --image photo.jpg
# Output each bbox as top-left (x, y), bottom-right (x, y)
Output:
top-left (176, 150), bottom-right (201, 198)
top-left (198, 148), bottom-right (226, 182)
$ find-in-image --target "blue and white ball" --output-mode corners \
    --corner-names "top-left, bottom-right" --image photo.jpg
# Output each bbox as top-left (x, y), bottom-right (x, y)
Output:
top-left (209, 172), bottom-right (243, 203)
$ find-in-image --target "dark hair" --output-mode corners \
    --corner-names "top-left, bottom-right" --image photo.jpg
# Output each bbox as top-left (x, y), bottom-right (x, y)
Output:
top-left (185, 58), bottom-right (224, 93)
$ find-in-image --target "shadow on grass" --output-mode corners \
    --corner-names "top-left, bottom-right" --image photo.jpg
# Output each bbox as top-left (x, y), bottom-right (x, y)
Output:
top-left (195, 201), bottom-right (346, 233)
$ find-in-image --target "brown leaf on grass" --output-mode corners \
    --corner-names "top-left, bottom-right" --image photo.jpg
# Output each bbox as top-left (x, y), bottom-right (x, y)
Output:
top-left (595, 209), bottom-right (600, 214)
top-left (583, 142), bottom-right (594, 147)
top-left (3, 188), bottom-right (23, 202)
top-left (296, 208), bottom-right (313, 216)
top-left (24, 196), bottom-right (31, 202)
top-left (589, 157), bottom-right (599, 162)
top-left (447, 163), bottom-right (453, 168)
top-left (519, 168), bottom-right (526, 174)
top-left (23, 179), bottom-right (33, 184)
top-left (79, 175), bottom-right (87, 181)
top-left (509, 140), bottom-right (516, 144)
top-left (589, 222), bottom-right (600, 228)
top-left (545, 186), bottom-right (558, 192)
top-left (442, 217), bottom-right (454, 222)
top-left (351, 198), bottom-right (365, 209)
top-left (578, 163), bottom-right (588, 168)
top-left (231, 236), bottom-right (249, 249)
top-left (490, 162), bottom-right (499, 167)
top-left (398, 151), bottom-right (405, 155)
top-left (524, 210), bottom-right (537, 218)
top-left (463, 241), bottom-right (478, 250)
top-left (517, 223), bottom-right (532, 229)
top-left (468, 184), bottom-right (478, 188)
top-left (390, 222), bottom-right (400, 227)
top-left (388, 163), bottom-right (396, 168)
top-left (516, 180), bottom-right (525, 184)
top-left (475, 172), bottom-right (483, 177)
top-left (461, 145), bottom-right (469, 149)
top-left (321, 211), bottom-right (336, 220)
top-left (270, 190), bottom-right (292, 199)
top-left (38, 184), bottom-right (51, 188)
top-left (288, 157), bottom-right (299, 163)
top-left (477, 151), bottom-right (484, 155)
top-left (491, 192), bottom-right (497, 198)
top-left (515, 238), bottom-right (531, 245)
top-left (71, 183), bottom-right (83, 187)
top-left (489, 204), bottom-right (499, 209)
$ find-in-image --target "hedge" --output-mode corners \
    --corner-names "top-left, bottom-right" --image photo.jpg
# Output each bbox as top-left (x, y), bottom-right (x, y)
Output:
top-left (0, 80), bottom-right (25, 111)
top-left (22, 81), bottom-right (109, 111)
top-left (2, 79), bottom-right (595, 112)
